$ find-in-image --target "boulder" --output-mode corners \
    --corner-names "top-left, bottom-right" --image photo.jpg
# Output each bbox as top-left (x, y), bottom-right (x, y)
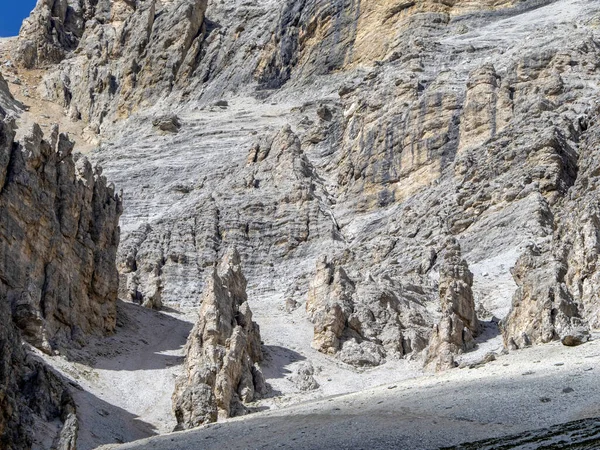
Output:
top-left (153, 115), bottom-right (182, 134)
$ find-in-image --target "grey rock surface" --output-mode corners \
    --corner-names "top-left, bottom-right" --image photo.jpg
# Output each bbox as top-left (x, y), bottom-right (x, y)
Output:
top-left (67, 0), bottom-right (600, 368)
top-left (290, 361), bottom-right (320, 392)
top-left (0, 117), bottom-right (122, 353)
top-left (0, 295), bottom-right (78, 450)
top-left (0, 114), bottom-right (114, 449)
top-left (172, 248), bottom-right (265, 430)
top-left (4, 0), bottom-right (600, 445)
top-left (0, 72), bottom-right (21, 116)
top-left (426, 238), bottom-right (480, 371)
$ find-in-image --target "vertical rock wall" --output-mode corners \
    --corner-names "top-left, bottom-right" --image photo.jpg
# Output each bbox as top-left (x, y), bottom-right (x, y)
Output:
top-left (0, 103), bottom-right (119, 446)
top-left (0, 115), bottom-right (122, 353)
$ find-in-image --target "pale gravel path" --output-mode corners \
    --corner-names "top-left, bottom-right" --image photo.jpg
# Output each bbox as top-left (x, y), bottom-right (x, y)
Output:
top-left (36, 302), bottom-right (195, 450)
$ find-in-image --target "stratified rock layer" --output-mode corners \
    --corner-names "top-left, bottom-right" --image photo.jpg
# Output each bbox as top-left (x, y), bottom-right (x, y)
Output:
top-left (0, 116), bottom-right (122, 353)
top-left (12, 0), bottom-right (600, 372)
top-left (172, 248), bottom-right (265, 430)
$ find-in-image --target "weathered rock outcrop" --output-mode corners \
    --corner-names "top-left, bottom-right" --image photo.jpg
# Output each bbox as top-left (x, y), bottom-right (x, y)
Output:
top-left (426, 238), bottom-right (479, 371)
top-left (10, 0), bottom-right (600, 380)
top-left (502, 108), bottom-right (600, 349)
top-left (306, 256), bottom-right (355, 356)
top-left (15, 0), bottom-right (84, 68)
top-left (0, 296), bottom-right (78, 450)
top-left (0, 73), bottom-right (21, 117)
top-left (0, 116), bottom-right (122, 353)
top-left (0, 111), bottom-right (120, 448)
top-left (502, 243), bottom-right (585, 349)
top-left (20, 0), bottom-right (210, 128)
top-left (15, 0), bottom-right (151, 69)
top-left (306, 255), bottom-right (430, 367)
top-left (172, 248), bottom-right (265, 430)
top-left (290, 361), bottom-right (319, 392)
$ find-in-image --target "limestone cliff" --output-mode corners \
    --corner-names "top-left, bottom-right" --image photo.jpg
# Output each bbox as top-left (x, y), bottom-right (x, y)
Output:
top-left (0, 114), bottom-right (122, 353)
top-left (3, 0), bottom-right (600, 446)
top-left (10, 0), bottom-right (600, 372)
top-left (0, 296), bottom-right (78, 450)
top-left (17, 0), bottom-right (209, 128)
top-left (0, 101), bottom-right (120, 446)
top-left (503, 106), bottom-right (600, 349)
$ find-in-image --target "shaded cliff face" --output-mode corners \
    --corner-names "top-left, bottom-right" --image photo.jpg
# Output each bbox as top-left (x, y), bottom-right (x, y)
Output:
top-left (0, 84), bottom-right (118, 448)
top-left (0, 294), bottom-right (78, 450)
top-left (0, 114), bottom-right (122, 353)
top-left (13, 0), bottom-right (600, 369)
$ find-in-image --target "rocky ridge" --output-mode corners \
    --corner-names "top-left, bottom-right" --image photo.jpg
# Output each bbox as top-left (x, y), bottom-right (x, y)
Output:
top-left (0, 116), bottom-right (122, 354)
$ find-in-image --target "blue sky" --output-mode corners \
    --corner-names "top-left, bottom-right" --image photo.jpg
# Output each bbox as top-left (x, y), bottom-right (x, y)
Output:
top-left (0, 1), bottom-right (37, 37)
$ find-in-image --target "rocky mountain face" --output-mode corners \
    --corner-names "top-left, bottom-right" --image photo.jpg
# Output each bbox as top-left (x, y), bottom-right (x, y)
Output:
top-left (0, 295), bottom-right (78, 450)
top-left (0, 74), bottom-right (120, 448)
top-left (0, 116), bottom-right (122, 354)
top-left (2, 0), bottom-right (600, 446)
top-left (172, 248), bottom-right (265, 429)
top-left (13, 0), bottom-right (600, 367)
top-left (502, 107), bottom-right (600, 350)
top-left (17, 0), bottom-right (211, 128)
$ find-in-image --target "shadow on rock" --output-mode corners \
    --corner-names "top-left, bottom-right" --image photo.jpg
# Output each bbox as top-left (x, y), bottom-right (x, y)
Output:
top-left (70, 383), bottom-right (158, 450)
top-left (64, 300), bottom-right (193, 372)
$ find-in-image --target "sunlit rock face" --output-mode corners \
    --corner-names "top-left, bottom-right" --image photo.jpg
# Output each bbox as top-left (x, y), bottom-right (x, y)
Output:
top-left (14, 0), bottom-right (600, 370)
top-left (172, 248), bottom-right (265, 429)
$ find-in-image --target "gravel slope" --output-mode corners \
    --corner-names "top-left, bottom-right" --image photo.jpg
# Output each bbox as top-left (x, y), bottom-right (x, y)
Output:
top-left (99, 334), bottom-right (600, 450)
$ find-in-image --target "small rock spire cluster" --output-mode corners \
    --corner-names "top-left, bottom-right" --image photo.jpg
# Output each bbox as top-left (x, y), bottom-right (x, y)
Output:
top-left (172, 248), bottom-right (266, 429)
top-left (426, 238), bottom-right (479, 371)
